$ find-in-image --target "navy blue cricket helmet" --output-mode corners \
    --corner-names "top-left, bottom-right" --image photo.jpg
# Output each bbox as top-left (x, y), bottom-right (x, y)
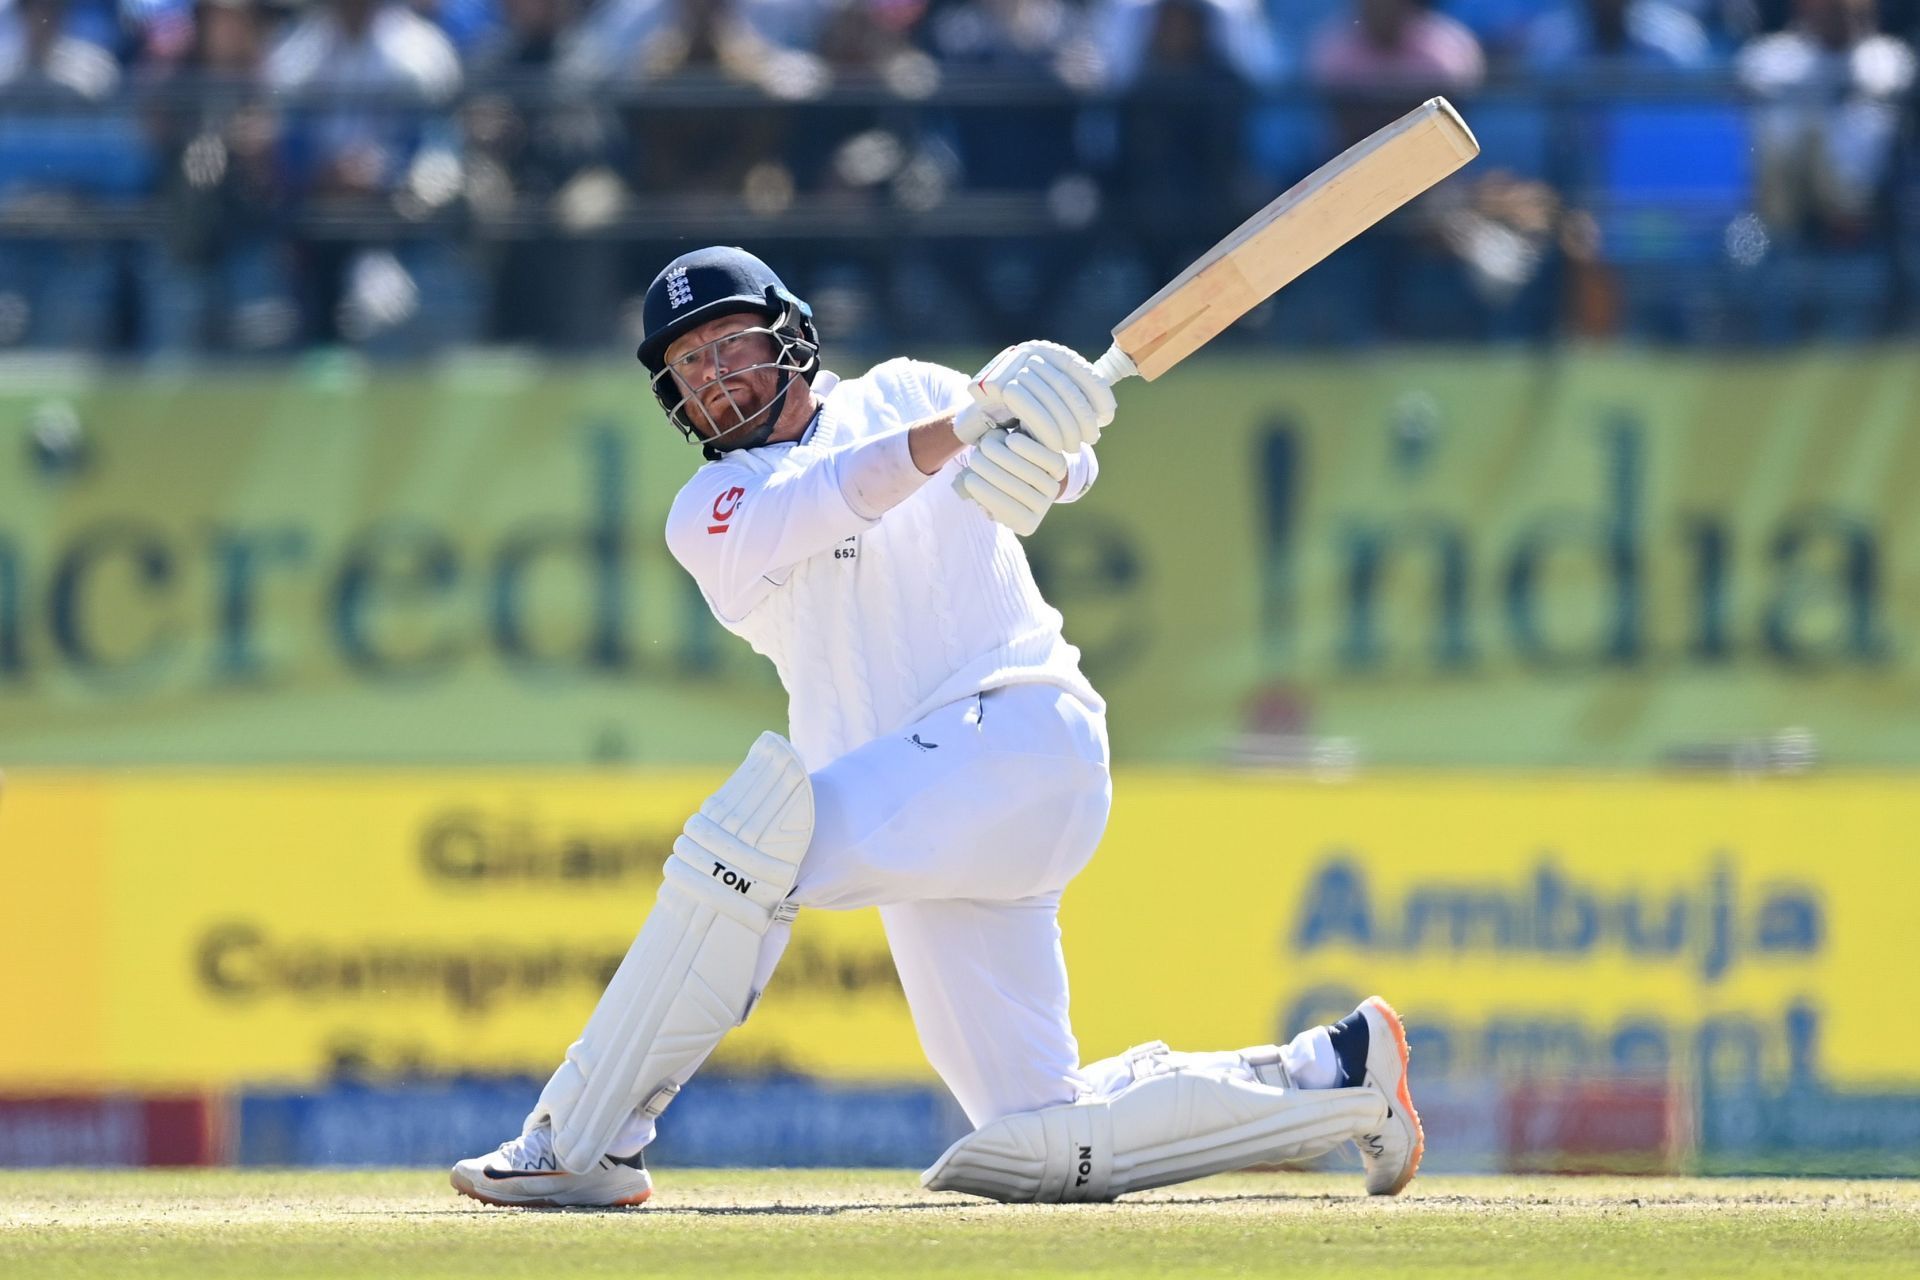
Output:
top-left (637, 246), bottom-right (820, 457)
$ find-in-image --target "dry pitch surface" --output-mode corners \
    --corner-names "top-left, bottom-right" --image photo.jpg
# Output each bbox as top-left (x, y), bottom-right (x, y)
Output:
top-left (2, 1170), bottom-right (1916, 1279)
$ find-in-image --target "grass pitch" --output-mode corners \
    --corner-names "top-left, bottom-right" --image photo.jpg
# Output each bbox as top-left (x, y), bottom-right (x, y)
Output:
top-left (2, 1170), bottom-right (1915, 1279)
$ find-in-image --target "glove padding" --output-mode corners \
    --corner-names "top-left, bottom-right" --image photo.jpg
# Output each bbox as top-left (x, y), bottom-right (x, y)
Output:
top-left (954, 428), bottom-right (1069, 537)
top-left (953, 340), bottom-right (1116, 452)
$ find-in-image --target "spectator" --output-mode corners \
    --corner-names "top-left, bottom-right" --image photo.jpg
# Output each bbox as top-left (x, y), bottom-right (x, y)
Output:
top-left (919, 0), bottom-right (1103, 345)
top-left (465, 0), bottom-right (630, 346)
top-left (0, 0), bottom-right (118, 96)
top-left (1523, 0), bottom-right (1717, 71)
top-left (267, 0), bottom-right (461, 196)
top-left (1091, 0), bottom-right (1288, 230)
top-left (140, 0), bottom-right (300, 354)
top-left (119, 0), bottom-right (200, 64)
top-left (8, 0), bottom-right (140, 64)
top-left (191, 0), bottom-right (261, 75)
top-left (1297, 2), bottom-right (1488, 343)
top-left (930, 0), bottom-right (1098, 86)
top-left (556, 0), bottom-right (832, 93)
top-left (817, 0), bottom-right (936, 86)
top-left (1474, 0), bottom-right (1740, 60)
top-left (414, 0), bottom-right (504, 56)
top-left (809, 0), bottom-right (945, 193)
top-left (930, 0), bottom-right (1097, 189)
top-left (265, 0), bottom-right (472, 350)
top-left (1084, 0), bottom-right (1288, 342)
top-left (1310, 0), bottom-right (1485, 98)
top-left (468, 0), bottom-right (567, 68)
top-left (1739, 0), bottom-right (1915, 244)
top-left (1309, 0), bottom-right (1485, 172)
top-left (1441, 0), bottom-right (1540, 59)
top-left (562, 0), bottom-right (835, 220)
top-left (794, 0), bottom-right (950, 346)
top-left (0, 0), bottom-right (128, 348)
top-left (1092, 0), bottom-right (1286, 90)
top-left (552, 0), bottom-right (815, 207)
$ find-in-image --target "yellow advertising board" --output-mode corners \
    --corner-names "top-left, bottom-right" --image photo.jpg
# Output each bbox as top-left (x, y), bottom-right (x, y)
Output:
top-left (0, 770), bottom-right (1909, 1091)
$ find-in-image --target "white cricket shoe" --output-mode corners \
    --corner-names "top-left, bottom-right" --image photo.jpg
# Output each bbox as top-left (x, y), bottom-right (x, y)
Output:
top-left (450, 1124), bottom-right (653, 1208)
top-left (1345, 996), bottom-right (1425, 1196)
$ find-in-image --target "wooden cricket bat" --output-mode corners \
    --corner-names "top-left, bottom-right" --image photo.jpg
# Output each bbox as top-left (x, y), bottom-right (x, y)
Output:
top-left (1090, 98), bottom-right (1479, 385)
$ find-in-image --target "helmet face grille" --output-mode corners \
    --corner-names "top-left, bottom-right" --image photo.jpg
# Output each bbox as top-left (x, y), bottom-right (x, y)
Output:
top-left (649, 307), bottom-right (819, 454)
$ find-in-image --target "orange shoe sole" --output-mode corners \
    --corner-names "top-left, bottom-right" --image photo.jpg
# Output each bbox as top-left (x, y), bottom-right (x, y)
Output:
top-left (1366, 995), bottom-right (1425, 1195)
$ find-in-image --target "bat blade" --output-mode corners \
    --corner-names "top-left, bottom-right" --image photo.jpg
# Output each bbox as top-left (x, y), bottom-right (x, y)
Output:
top-left (1103, 97), bottom-right (1479, 382)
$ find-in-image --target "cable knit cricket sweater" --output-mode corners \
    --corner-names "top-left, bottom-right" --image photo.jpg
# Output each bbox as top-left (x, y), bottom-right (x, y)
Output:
top-left (664, 357), bottom-right (1103, 772)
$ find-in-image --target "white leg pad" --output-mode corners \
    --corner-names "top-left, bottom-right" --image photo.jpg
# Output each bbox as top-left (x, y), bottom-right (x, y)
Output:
top-left (1080, 1041), bottom-right (1297, 1096)
top-left (529, 732), bottom-right (813, 1173)
top-left (922, 1052), bottom-right (1385, 1203)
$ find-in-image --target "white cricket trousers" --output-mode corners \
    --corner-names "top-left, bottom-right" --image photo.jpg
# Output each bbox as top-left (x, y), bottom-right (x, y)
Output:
top-left (609, 682), bottom-right (1111, 1155)
top-left (790, 682), bottom-right (1114, 1126)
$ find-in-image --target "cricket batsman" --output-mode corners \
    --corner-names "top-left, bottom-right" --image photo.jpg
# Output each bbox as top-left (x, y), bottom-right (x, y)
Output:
top-left (451, 246), bottom-right (1422, 1207)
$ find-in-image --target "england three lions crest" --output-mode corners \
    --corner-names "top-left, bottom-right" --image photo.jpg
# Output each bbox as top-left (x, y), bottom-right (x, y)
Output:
top-left (665, 267), bottom-right (693, 309)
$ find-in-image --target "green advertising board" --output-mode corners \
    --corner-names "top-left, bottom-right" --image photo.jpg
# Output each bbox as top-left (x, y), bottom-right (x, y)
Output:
top-left (1, 348), bottom-right (1914, 766)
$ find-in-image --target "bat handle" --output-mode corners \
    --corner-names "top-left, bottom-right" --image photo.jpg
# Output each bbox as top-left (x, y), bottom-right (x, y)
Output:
top-left (1091, 343), bottom-right (1137, 386)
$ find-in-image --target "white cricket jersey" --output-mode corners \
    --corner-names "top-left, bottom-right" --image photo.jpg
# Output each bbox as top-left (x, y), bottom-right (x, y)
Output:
top-left (665, 358), bottom-right (1104, 771)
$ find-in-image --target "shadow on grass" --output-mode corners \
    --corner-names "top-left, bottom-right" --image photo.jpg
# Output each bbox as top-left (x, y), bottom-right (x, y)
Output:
top-left (411, 1191), bottom-right (1356, 1218)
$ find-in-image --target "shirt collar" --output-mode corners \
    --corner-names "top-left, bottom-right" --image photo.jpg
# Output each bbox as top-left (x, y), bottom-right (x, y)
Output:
top-left (800, 369), bottom-right (840, 448)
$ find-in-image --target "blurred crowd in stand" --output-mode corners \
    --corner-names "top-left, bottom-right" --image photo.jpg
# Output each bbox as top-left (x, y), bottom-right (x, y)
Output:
top-left (0, 0), bottom-right (1915, 356)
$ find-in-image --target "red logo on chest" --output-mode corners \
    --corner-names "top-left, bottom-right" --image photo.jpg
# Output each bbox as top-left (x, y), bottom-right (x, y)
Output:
top-left (707, 486), bottom-right (746, 534)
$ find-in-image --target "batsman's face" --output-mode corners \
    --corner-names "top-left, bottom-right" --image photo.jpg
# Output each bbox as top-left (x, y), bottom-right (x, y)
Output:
top-left (662, 313), bottom-right (783, 446)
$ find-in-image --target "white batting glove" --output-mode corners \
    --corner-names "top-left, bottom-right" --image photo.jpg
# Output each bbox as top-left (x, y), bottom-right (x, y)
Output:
top-left (954, 428), bottom-right (1070, 537)
top-left (953, 345), bottom-right (1021, 445)
top-left (952, 340), bottom-right (1117, 453)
